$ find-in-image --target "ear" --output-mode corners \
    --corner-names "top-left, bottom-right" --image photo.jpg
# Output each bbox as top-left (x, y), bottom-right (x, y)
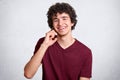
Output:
top-left (71, 22), bottom-right (74, 27)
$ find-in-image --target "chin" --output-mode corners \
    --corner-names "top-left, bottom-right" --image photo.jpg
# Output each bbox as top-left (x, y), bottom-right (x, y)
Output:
top-left (58, 32), bottom-right (67, 37)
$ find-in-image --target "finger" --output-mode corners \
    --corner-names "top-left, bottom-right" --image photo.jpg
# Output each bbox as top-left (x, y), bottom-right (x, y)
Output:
top-left (52, 37), bottom-right (58, 43)
top-left (51, 30), bottom-right (57, 35)
top-left (48, 30), bottom-right (57, 39)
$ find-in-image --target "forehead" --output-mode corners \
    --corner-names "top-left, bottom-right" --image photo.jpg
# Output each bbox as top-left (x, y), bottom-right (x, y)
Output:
top-left (52, 12), bottom-right (70, 18)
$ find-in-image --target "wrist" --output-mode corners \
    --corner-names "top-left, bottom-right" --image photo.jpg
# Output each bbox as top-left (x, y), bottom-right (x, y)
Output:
top-left (40, 43), bottom-right (49, 49)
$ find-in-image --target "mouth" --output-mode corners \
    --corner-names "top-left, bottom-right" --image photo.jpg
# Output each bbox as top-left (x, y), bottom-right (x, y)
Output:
top-left (57, 26), bottom-right (66, 32)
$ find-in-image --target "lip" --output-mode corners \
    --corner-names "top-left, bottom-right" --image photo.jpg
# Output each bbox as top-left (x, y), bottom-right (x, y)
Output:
top-left (57, 26), bottom-right (66, 31)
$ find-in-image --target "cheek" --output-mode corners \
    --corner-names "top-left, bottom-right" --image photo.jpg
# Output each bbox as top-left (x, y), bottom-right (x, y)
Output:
top-left (53, 25), bottom-right (57, 31)
top-left (53, 23), bottom-right (58, 29)
top-left (53, 22), bottom-right (57, 27)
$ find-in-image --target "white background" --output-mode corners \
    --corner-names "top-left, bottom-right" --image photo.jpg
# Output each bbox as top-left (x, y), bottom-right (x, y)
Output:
top-left (0, 0), bottom-right (120, 80)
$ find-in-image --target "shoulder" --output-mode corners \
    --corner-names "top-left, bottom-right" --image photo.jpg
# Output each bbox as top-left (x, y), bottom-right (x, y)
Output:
top-left (35, 37), bottom-right (45, 48)
top-left (34, 37), bottom-right (45, 54)
top-left (37, 37), bottom-right (45, 44)
top-left (75, 39), bottom-right (92, 56)
top-left (75, 39), bottom-right (91, 51)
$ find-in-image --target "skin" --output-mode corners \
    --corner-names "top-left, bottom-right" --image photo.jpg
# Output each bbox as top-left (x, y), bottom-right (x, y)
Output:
top-left (24, 13), bottom-right (90, 80)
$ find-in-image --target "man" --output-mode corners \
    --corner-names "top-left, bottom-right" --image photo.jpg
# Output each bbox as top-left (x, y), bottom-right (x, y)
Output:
top-left (24, 2), bottom-right (92, 80)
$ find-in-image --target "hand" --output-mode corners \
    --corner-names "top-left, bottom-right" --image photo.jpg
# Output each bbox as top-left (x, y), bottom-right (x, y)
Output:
top-left (42, 30), bottom-right (57, 47)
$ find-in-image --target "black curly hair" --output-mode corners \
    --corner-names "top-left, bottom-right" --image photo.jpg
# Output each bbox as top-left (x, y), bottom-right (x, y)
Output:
top-left (47, 2), bottom-right (77, 30)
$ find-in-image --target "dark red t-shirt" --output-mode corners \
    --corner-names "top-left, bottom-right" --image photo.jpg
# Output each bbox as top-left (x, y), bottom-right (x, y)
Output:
top-left (34, 37), bottom-right (92, 80)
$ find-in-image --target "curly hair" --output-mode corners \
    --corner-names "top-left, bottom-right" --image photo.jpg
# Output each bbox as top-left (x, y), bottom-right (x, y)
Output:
top-left (47, 2), bottom-right (77, 30)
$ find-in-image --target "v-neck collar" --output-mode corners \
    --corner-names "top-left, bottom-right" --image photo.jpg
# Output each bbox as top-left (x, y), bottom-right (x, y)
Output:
top-left (55, 39), bottom-right (77, 52)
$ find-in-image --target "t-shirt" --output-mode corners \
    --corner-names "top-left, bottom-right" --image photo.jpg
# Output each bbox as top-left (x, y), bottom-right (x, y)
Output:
top-left (34, 37), bottom-right (92, 80)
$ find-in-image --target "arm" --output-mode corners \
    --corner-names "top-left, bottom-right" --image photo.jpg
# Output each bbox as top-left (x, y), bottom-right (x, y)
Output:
top-left (80, 77), bottom-right (90, 80)
top-left (24, 30), bottom-right (57, 79)
top-left (24, 44), bottom-right (48, 79)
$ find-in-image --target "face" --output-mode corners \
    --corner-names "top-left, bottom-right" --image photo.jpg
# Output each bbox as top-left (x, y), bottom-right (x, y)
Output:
top-left (52, 13), bottom-right (74, 36)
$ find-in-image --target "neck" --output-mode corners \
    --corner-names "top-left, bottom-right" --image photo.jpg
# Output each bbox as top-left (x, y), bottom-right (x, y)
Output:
top-left (57, 33), bottom-right (75, 49)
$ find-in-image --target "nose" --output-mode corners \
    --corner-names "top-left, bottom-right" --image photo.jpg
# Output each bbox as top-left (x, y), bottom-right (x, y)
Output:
top-left (58, 19), bottom-right (63, 26)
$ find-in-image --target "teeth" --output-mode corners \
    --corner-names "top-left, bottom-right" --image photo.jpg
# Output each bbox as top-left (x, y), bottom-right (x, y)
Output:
top-left (58, 27), bottom-right (65, 31)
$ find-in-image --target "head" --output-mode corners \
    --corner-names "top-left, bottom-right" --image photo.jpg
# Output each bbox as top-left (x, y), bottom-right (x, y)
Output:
top-left (47, 2), bottom-right (77, 30)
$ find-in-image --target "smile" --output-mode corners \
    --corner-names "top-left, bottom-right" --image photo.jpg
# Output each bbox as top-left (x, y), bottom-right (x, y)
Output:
top-left (57, 26), bottom-right (66, 32)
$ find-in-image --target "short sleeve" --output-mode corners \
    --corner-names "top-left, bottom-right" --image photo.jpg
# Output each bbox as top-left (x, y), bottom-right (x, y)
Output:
top-left (80, 50), bottom-right (92, 78)
top-left (33, 37), bottom-right (44, 54)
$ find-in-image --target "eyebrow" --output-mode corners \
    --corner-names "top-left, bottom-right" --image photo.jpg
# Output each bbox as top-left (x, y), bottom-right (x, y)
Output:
top-left (53, 16), bottom-right (69, 20)
top-left (61, 16), bottom-right (69, 19)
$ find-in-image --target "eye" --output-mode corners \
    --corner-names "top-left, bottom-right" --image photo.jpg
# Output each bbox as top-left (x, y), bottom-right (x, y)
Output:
top-left (63, 18), bottom-right (67, 20)
top-left (62, 16), bottom-right (68, 20)
top-left (53, 18), bottom-right (58, 22)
